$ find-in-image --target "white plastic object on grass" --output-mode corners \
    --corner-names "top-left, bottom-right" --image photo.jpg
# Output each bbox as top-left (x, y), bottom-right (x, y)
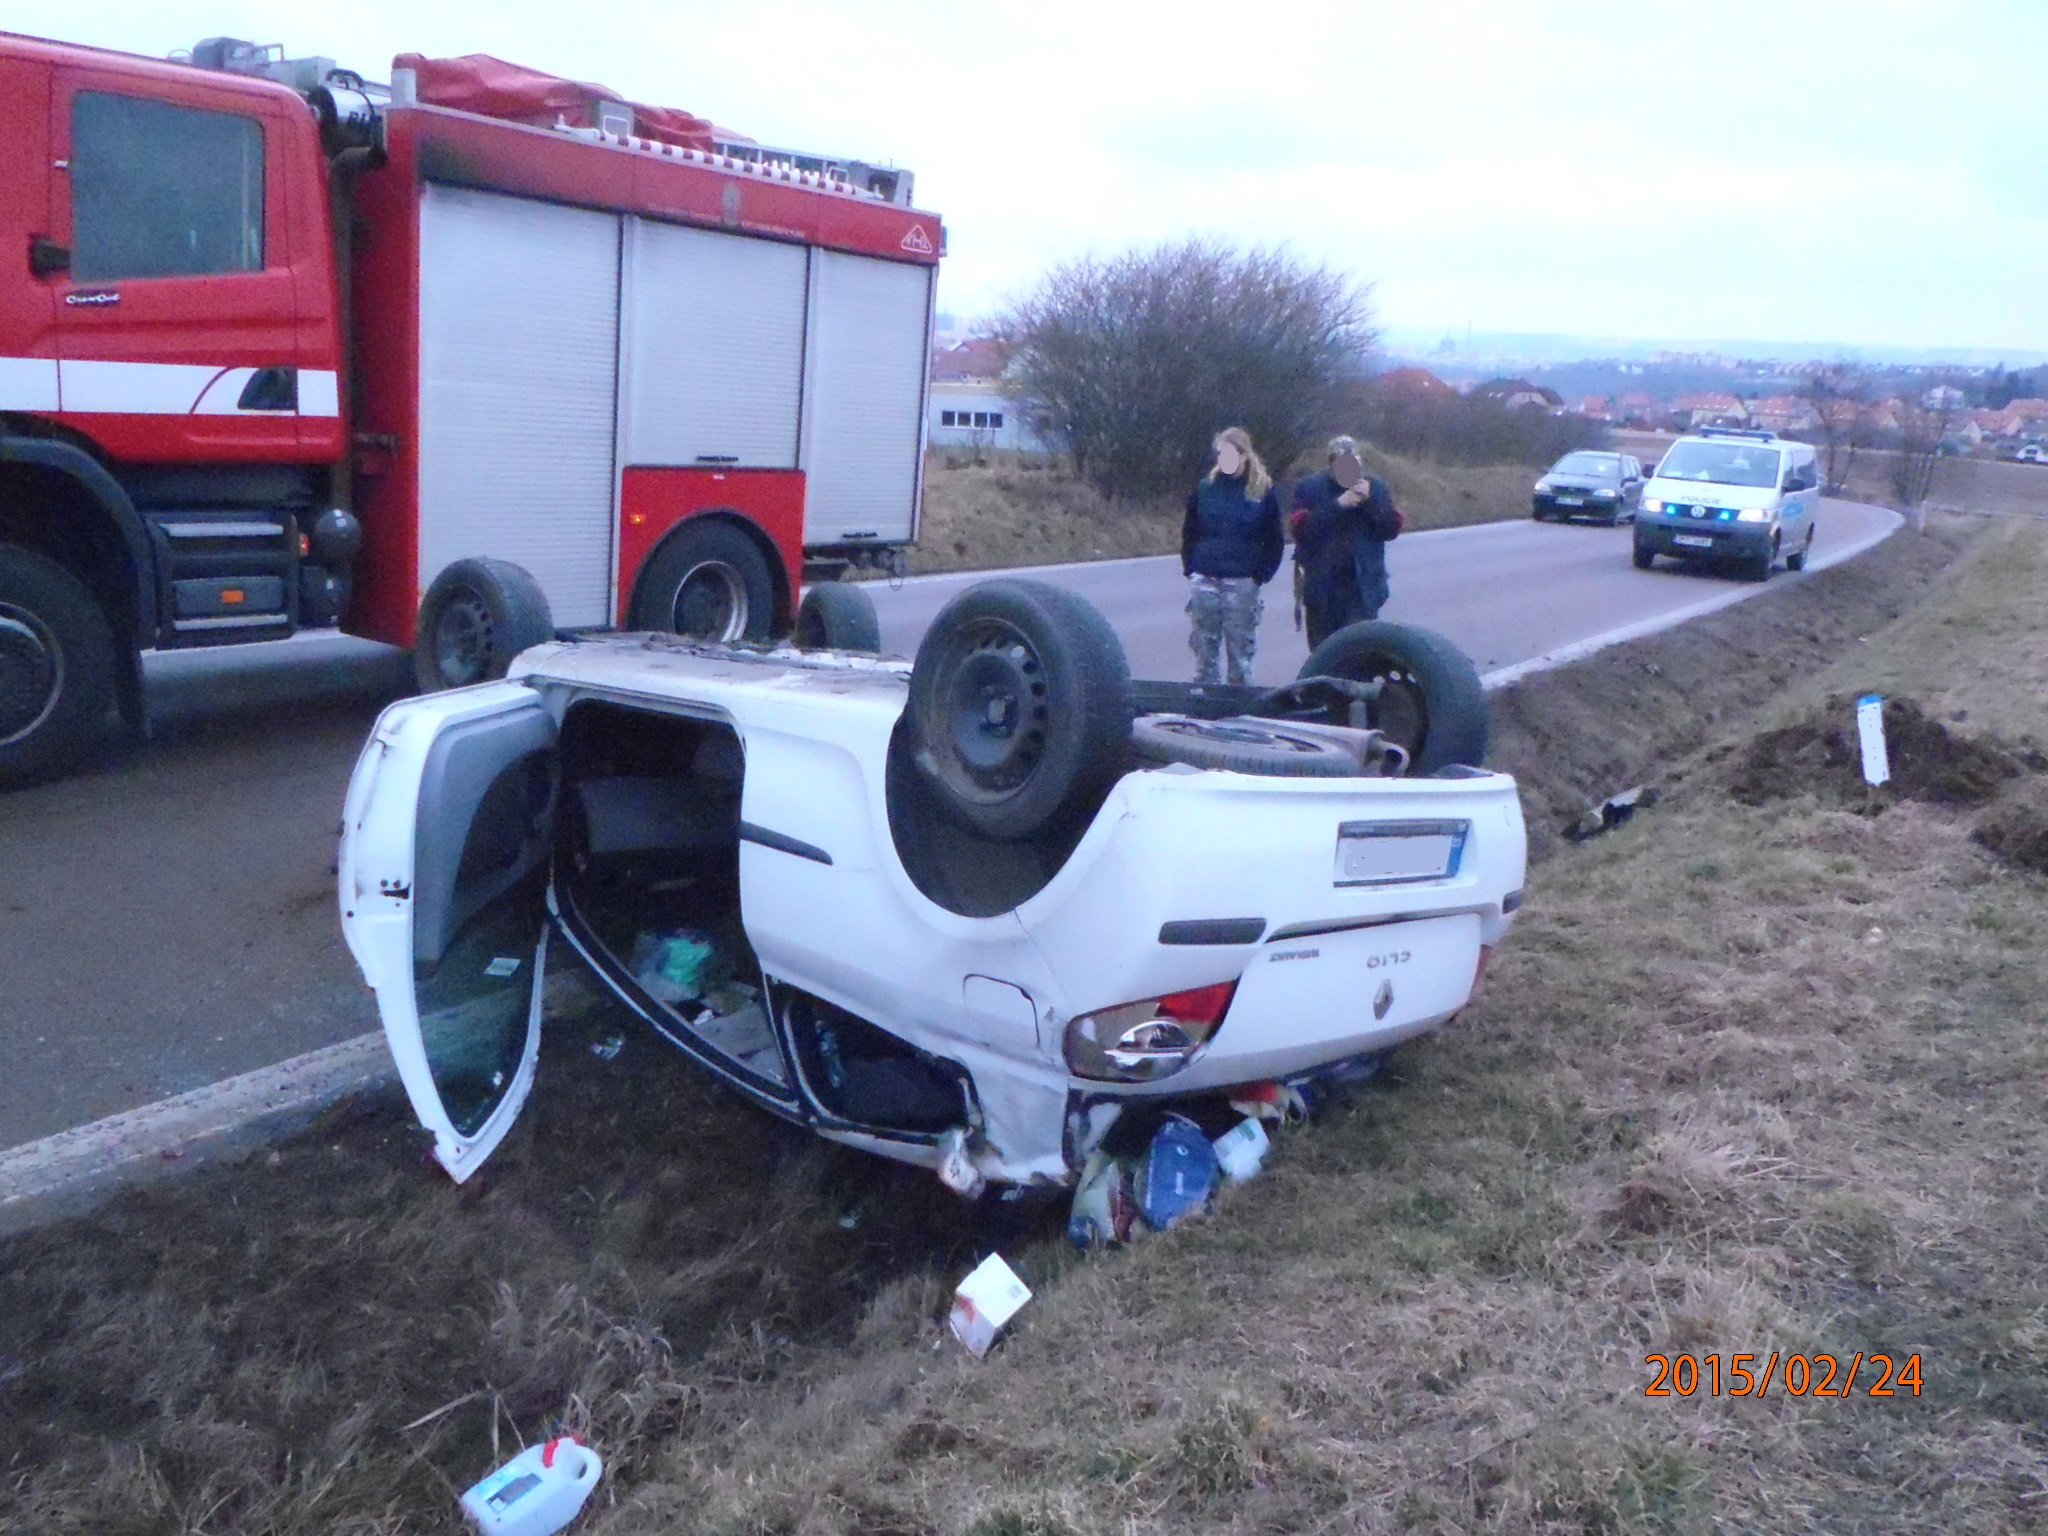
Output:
top-left (949, 1253), bottom-right (1032, 1357)
top-left (1856, 694), bottom-right (1891, 786)
top-left (459, 1437), bottom-right (603, 1536)
top-left (1212, 1116), bottom-right (1271, 1181)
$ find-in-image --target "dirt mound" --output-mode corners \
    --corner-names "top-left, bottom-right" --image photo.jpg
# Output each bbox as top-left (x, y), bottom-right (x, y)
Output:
top-left (1728, 695), bottom-right (2024, 808)
top-left (1972, 776), bottom-right (2048, 874)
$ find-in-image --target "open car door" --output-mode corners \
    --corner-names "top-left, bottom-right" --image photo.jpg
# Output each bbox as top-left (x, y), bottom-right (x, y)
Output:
top-left (339, 682), bottom-right (558, 1182)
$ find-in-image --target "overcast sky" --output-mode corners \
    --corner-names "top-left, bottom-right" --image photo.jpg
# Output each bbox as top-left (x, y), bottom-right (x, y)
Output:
top-left (39, 1), bottom-right (2048, 356)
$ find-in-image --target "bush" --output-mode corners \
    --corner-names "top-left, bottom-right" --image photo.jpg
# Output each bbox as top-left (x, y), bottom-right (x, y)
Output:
top-left (1003, 240), bottom-right (1377, 500)
top-left (1351, 385), bottom-right (1608, 467)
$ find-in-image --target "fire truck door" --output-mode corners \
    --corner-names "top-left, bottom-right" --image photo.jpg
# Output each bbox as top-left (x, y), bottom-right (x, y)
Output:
top-left (46, 67), bottom-right (306, 462)
top-left (1, 54), bottom-right (59, 417)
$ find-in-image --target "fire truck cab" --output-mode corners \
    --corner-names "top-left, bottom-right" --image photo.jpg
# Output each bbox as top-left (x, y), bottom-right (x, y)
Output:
top-left (0, 31), bottom-right (942, 784)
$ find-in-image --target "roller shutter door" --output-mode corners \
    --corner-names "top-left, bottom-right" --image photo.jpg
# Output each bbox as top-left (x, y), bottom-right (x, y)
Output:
top-left (800, 251), bottom-right (933, 544)
top-left (417, 184), bottom-right (620, 627)
top-left (621, 218), bottom-right (808, 468)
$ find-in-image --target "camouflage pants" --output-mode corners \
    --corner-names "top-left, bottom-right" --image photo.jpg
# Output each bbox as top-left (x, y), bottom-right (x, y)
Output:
top-left (1187, 575), bottom-right (1262, 685)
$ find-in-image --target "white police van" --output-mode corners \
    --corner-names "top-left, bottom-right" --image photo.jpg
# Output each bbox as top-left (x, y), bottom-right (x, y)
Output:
top-left (1633, 428), bottom-right (1821, 582)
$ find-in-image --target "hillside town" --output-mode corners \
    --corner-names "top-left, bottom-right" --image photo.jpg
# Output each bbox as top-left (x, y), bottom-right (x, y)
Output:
top-left (928, 333), bottom-right (2048, 463)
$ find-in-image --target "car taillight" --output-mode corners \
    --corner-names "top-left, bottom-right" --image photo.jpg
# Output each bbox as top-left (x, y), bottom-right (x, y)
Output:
top-left (1063, 979), bottom-right (1239, 1083)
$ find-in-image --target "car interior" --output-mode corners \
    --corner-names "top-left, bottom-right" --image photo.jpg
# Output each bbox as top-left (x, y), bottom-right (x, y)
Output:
top-left (549, 698), bottom-right (968, 1131)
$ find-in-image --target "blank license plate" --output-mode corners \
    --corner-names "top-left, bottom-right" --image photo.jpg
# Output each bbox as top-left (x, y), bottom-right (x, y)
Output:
top-left (1556, 495), bottom-right (1583, 506)
top-left (1335, 820), bottom-right (1467, 886)
top-left (1673, 534), bottom-right (1714, 548)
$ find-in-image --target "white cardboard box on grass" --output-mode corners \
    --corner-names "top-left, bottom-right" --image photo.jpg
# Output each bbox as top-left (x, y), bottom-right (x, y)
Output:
top-left (949, 1253), bottom-right (1032, 1357)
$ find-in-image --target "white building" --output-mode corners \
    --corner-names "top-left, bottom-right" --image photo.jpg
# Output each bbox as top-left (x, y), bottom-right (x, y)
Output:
top-left (927, 378), bottom-right (1058, 453)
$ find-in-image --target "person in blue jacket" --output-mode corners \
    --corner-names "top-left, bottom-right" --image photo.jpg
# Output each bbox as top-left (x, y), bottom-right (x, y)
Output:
top-left (1180, 426), bottom-right (1285, 685)
top-left (1290, 434), bottom-right (1404, 648)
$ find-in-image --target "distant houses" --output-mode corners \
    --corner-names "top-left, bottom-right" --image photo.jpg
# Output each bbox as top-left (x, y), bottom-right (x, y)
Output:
top-left (926, 340), bottom-right (1059, 454)
top-left (928, 340), bottom-right (2048, 463)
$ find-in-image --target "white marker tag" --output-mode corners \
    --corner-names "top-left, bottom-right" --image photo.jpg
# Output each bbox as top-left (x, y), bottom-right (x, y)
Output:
top-left (1856, 694), bottom-right (1890, 786)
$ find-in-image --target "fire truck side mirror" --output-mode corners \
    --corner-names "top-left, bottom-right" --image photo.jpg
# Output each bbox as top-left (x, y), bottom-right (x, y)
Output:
top-left (29, 238), bottom-right (71, 278)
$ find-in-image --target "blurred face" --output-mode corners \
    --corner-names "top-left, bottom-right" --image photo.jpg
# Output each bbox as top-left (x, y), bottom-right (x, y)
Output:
top-left (1332, 452), bottom-right (1364, 489)
top-left (1214, 439), bottom-right (1245, 476)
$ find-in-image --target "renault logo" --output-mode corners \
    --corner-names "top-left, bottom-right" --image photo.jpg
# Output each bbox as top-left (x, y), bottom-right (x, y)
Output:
top-left (1373, 980), bottom-right (1394, 1020)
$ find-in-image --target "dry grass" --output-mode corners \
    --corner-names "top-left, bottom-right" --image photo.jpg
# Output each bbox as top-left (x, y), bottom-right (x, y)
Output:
top-left (907, 449), bottom-right (1542, 575)
top-left (6, 524), bottom-right (2047, 1534)
top-left (584, 521), bottom-right (2048, 1535)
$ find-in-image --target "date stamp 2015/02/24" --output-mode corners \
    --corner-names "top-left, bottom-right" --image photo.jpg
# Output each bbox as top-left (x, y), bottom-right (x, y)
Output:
top-left (1645, 1352), bottom-right (1923, 1399)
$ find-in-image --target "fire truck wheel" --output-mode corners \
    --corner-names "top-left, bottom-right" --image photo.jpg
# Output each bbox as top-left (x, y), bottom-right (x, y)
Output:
top-left (1296, 620), bottom-right (1489, 775)
top-left (793, 582), bottom-right (882, 654)
top-left (413, 558), bottom-right (556, 693)
top-left (629, 520), bottom-right (774, 645)
top-left (0, 546), bottom-right (116, 787)
top-left (909, 579), bottom-right (1132, 841)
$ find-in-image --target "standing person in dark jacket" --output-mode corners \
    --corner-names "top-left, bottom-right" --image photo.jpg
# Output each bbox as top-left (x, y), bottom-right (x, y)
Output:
top-left (1181, 426), bottom-right (1285, 685)
top-left (1290, 435), bottom-right (1405, 648)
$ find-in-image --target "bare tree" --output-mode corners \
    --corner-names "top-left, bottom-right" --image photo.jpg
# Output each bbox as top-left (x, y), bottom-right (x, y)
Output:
top-left (1891, 392), bottom-right (1957, 530)
top-left (1002, 240), bottom-right (1378, 500)
top-left (1802, 362), bottom-right (1868, 493)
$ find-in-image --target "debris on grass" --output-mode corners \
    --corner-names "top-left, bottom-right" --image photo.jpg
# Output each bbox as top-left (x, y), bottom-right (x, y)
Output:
top-left (949, 1253), bottom-right (1032, 1357)
top-left (459, 1435), bottom-right (603, 1536)
top-left (1563, 783), bottom-right (1659, 842)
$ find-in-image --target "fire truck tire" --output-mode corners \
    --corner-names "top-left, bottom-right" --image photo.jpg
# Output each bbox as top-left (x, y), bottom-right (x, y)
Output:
top-left (1296, 620), bottom-right (1489, 774)
top-left (629, 520), bottom-right (774, 644)
top-left (908, 578), bottom-right (1132, 841)
top-left (793, 582), bottom-right (882, 654)
top-left (0, 546), bottom-right (117, 787)
top-left (413, 558), bottom-right (556, 693)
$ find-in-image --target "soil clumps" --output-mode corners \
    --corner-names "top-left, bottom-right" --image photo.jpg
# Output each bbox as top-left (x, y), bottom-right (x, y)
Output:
top-left (1729, 696), bottom-right (2025, 809)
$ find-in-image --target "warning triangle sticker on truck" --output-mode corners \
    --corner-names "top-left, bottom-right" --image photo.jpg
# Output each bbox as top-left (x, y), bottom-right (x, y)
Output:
top-left (900, 224), bottom-right (935, 255)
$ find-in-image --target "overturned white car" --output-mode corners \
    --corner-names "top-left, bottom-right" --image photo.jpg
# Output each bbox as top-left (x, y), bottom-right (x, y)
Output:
top-left (339, 580), bottom-right (1526, 1193)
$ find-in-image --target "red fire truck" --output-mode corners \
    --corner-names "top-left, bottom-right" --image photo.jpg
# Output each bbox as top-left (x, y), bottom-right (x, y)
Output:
top-left (0, 32), bottom-right (943, 784)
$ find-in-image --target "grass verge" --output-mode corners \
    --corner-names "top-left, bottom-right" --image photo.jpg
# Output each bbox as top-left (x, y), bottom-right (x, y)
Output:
top-left (5, 521), bottom-right (2045, 1534)
top-left (909, 448), bottom-right (1543, 575)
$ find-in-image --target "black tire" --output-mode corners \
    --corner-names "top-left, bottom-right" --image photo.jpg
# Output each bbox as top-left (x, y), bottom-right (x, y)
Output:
top-left (1785, 524), bottom-right (1814, 572)
top-left (908, 579), bottom-right (1132, 841)
top-left (629, 518), bottom-right (774, 644)
top-left (1632, 541), bottom-right (1656, 571)
top-left (793, 582), bottom-right (882, 654)
top-left (0, 547), bottom-right (117, 787)
top-left (1741, 540), bottom-right (1775, 584)
top-left (414, 558), bottom-right (555, 693)
top-left (1531, 505), bottom-right (1550, 522)
top-left (1296, 620), bottom-right (1488, 775)
top-left (1131, 716), bottom-right (1361, 777)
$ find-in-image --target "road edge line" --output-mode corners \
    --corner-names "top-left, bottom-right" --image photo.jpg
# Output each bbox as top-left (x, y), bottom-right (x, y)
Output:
top-left (0, 1031), bottom-right (392, 1215)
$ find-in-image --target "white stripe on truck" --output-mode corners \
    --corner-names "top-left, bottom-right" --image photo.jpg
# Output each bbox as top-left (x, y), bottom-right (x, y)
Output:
top-left (0, 357), bottom-right (340, 416)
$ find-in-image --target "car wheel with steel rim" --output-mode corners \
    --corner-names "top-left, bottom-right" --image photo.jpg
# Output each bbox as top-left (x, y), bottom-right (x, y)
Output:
top-left (628, 518), bottom-right (775, 644)
top-left (0, 547), bottom-right (116, 786)
top-left (1296, 620), bottom-right (1488, 775)
top-left (414, 557), bottom-right (555, 692)
top-left (909, 579), bottom-right (1131, 840)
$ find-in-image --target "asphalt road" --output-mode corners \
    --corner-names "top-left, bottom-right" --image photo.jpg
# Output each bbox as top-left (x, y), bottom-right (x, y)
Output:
top-left (0, 500), bottom-right (1897, 1150)
top-left (866, 498), bottom-right (1899, 681)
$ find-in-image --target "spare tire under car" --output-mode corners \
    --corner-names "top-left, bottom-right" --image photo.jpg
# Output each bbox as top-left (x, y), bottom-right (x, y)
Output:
top-left (1129, 715), bottom-right (1369, 777)
top-left (907, 578), bottom-right (1132, 842)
